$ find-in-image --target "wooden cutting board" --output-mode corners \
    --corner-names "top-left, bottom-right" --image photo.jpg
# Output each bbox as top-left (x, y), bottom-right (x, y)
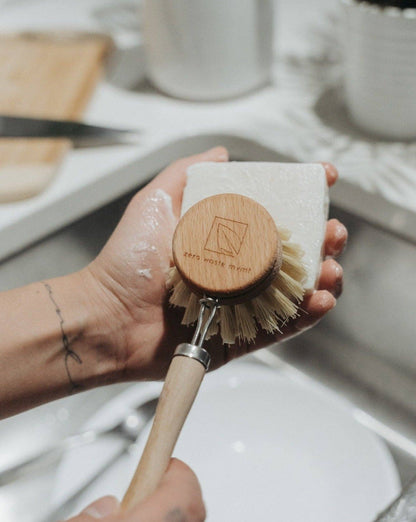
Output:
top-left (0, 33), bottom-right (111, 202)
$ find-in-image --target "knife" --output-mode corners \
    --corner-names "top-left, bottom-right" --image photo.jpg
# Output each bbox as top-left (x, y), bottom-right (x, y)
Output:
top-left (0, 115), bottom-right (140, 144)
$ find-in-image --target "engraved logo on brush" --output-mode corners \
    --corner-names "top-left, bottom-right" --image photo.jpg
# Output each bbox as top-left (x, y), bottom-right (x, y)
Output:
top-left (204, 216), bottom-right (248, 257)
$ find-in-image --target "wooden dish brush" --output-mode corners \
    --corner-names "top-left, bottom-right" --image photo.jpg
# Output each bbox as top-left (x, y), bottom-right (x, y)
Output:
top-left (122, 191), bottom-right (307, 509)
top-left (169, 193), bottom-right (307, 344)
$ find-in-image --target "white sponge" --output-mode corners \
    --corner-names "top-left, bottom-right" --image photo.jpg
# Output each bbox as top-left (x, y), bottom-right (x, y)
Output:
top-left (182, 162), bottom-right (329, 291)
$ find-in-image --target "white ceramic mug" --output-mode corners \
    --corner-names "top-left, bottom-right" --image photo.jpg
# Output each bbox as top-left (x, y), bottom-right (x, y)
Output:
top-left (143, 0), bottom-right (275, 101)
top-left (341, 0), bottom-right (416, 140)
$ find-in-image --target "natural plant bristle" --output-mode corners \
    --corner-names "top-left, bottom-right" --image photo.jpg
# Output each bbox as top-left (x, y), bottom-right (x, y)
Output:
top-left (276, 227), bottom-right (291, 241)
top-left (168, 235), bottom-right (306, 344)
top-left (252, 295), bottom-right (282, 333)
top-left (169, 278), bottom-right (191, 308)
top-left (206, 311), bottom-right (220, 338)
top-left (219, 306), bottom-right (238, 345)
top-left (235, 303), bottom-right (257, 343)
top-left (281, 248), bottom-right (307, 282)
top-left (181, 292), bottom-right (200, 325)
top-left (166, 266), bottom-right (181, 288)
top-left (273, 270), bottom-right (305, 303)
top-left (267, 286), bottom-right (298, 320)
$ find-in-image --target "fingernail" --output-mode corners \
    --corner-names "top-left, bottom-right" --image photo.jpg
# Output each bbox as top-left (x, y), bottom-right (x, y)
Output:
top-left (334, 223), bottom-right (348, 256)
top-left (81, 496), bottom-right (120, 519)
top-left (334, 263), bottom-right (343, 279)
top-left (204, 146), bottom-right (228, 161)
top-left (320, 162), bottom-right (338, 183)
top-left (326, 222), bottom-right (348, 258)
top-left (321, 291), bottom-right (337, 310)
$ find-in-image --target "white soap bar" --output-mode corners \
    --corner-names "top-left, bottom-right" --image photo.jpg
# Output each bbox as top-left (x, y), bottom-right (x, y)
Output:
top-left (182, 162), bottom-right (329, 291)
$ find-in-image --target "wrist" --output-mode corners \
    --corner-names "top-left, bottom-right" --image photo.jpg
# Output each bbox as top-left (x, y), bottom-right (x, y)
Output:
top-left (61, 269), bottom-right (127, 388)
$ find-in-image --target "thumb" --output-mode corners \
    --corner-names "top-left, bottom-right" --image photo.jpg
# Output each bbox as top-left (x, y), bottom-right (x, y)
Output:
top-left (124, 458), bottom-right (206, 521)
top-left (66, 495), bottom-right (120, 521)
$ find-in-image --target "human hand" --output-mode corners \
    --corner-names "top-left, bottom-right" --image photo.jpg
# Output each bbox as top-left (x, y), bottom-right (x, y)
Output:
top-left (66, 458), bottom-right (205, 522)
top-left (84, 149), bottom-right (347, 380)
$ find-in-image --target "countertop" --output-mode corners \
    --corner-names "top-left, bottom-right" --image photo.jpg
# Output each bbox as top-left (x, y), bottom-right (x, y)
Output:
top-left (0, 0), bottom-right (415, 261)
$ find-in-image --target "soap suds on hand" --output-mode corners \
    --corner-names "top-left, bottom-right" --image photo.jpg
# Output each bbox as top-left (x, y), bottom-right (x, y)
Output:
top-left (131, 189), bottom-right (176, 283)
top-left (137, 268), bottom-right (152, 280)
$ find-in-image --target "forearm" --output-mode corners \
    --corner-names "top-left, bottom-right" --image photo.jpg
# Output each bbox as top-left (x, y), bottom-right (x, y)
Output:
top-left (0, 270), bottom-right (121, 418)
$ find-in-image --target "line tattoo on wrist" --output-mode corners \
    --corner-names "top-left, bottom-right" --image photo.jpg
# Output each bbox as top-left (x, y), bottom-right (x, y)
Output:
top-left (164, 508), bottom-right (187, 522)
top-left (43, 281), bottom-right (82, 393)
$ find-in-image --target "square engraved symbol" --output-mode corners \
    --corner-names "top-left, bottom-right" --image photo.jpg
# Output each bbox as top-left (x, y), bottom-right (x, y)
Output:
top-left (204, 216), bottom-right (248, 257)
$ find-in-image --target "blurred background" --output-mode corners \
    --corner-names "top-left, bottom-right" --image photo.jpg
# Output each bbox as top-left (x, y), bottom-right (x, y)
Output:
top-left (0, 0), bottom-right (415, 520)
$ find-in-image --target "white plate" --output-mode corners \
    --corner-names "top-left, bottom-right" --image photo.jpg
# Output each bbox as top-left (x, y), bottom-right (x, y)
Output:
top-left (52, 360), bottom-right (400, 521)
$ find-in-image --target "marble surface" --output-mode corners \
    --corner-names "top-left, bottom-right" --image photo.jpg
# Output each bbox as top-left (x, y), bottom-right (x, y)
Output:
top-left (0, 0), bottom-right (415, 261)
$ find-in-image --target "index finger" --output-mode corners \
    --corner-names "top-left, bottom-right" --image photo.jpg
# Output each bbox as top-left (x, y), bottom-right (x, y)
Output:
top-left (146, 146), bottom-right (229, 217)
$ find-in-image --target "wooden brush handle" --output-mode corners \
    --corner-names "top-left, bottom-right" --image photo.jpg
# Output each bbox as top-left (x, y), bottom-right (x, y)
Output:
top-left (122, 354), bottom-right (206, 510)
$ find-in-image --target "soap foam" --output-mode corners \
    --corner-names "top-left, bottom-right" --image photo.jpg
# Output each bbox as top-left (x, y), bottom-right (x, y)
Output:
top-left (128, 189), bottom-right (176, 285)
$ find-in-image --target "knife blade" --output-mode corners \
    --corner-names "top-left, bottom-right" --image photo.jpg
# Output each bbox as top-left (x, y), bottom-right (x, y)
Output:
top-left (0, 115), bottom-right (140, 143)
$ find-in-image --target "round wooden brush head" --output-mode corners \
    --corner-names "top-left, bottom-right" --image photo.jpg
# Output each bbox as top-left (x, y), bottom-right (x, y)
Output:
top-left (172, 193), bottom-right (282, 305)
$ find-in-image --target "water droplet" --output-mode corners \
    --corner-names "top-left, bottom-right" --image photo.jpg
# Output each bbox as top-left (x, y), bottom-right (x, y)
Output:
top-left (231, 440), bottom-right (246, 453)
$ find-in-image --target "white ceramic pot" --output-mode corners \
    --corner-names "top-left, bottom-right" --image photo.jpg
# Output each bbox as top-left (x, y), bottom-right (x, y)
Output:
top-left (342, 0), bottom-right (416, 140)
top-left (143, 0), bottom-right (275, 101)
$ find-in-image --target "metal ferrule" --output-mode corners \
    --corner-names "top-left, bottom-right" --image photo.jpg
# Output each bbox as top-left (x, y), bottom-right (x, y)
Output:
top-left (173, 343), bottom-right (211, 371)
